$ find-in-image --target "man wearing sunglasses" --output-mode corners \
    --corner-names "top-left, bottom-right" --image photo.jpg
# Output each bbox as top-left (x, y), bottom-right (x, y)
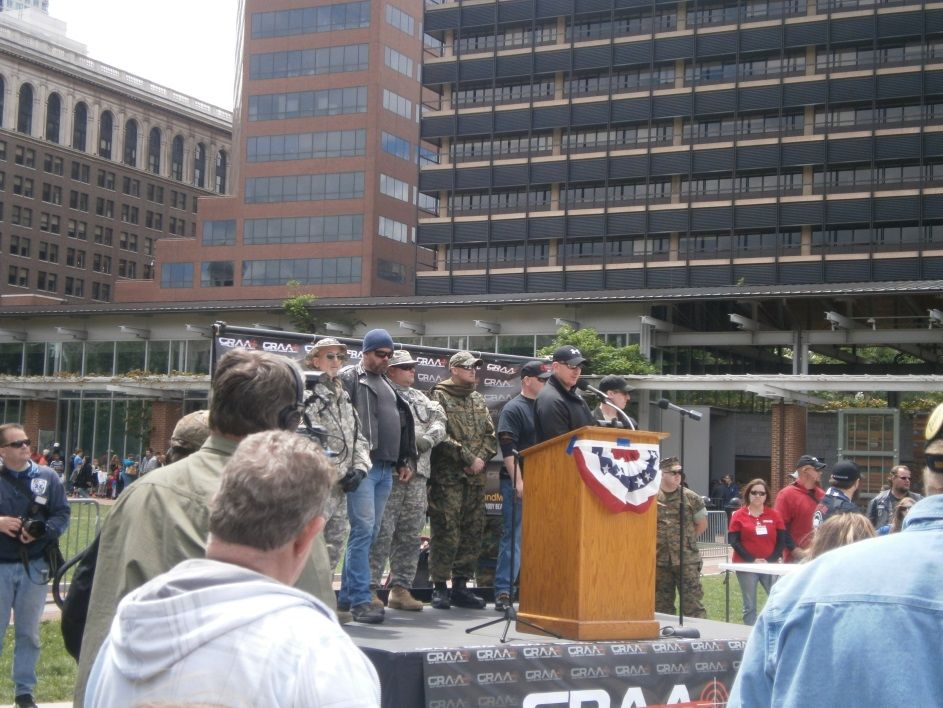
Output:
top-left (338, 329), bottom-right (416, 624)
top-left (0, 424), bottom-right (70, 708)
top-left (303, 338), bottom-right (371, 618)
top-left (370, 350), bottom-right (447, 611)
top-left (867, 464), bottom-right (922, 530)
top-left (534, 345), bottom-right (595, 443)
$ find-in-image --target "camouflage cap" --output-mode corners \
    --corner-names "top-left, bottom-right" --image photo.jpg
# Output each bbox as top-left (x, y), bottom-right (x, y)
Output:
top-left (389, 350), bottom-right (417, 367)
top-left (311, 337), bottom-right (348, 354)
top-left (659, 456), bottom-right (682, 473)
top-left (449, 350), bottom-right (483, 368)
top-left (170, 410), bottom-right (210, 451)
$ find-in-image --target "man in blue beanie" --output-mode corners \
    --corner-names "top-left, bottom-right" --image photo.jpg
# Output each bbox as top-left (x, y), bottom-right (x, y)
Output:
top-left (338, 329), bottom-right (416, 623)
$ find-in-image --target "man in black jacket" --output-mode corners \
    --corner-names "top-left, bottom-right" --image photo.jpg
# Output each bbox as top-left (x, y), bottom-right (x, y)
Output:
top-left (534, 345), bottom-right (595, 443)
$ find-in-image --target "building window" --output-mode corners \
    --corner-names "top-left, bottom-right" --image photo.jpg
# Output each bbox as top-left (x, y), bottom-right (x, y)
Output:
top-left (17, 83), bottom-right (33, 134)
top-left (193, 143), bottom-right (206, 188)
top-left (381, 132), bottom-right (412, 161)
top-left (42, 154), bottom-right (63, 175)
top-left (379, 174), bottom-right (410, 202)
top-left (64, 276), bottom-right (84, 297)
top-left (160, 262), bottom-right (193, 288)
top-left (251, 1), bottom-right (370, 38)
top-left (41, 183), bottom-right (62, 204)
top-left (245, 214), bottom-right (363, 244)
top-left (200, 260), bottom-right (234, 287)
top-left (170, 190), bottom-right (187, 210)
top-left (99, 110), bottom-right (113, 159)
top-left (215, 150), bottom-right (227, 193)
top-left (146, 184), bottom-right (164, 204)
top-left (378, 215), bottom-right (410, 243)
top-left (385, 4), bottom-right (414, 35)
top-left (7, 266), bottom-right (28, 287)
top-left (382, 89), bottom-right (412, 119)
top-left (248, 86), bottom-right (367, 122)
top-left (247, 129), bottom-right (365, 162)
top-left (45, 92), bottom-right (61, 143)
top-left (13, 175), bottom-right (34, 197)
top-left (147, 127), bottom-right (161, 174)
top-left (244, 171), bottom-right (364, 203)
top-left (377, 258), bottom-right (407, 283)
top-left (249, 44), bottom-right (369, 80)
top-left (242, 257), bottom-right (361, 285)
top-left (93, 225), bottom-right (111, 245)
top-left (14, 146), bottom-right (35, 167)
top-left (122, 176), bottom-right (141, 197)
top-left (72, 102), bottom-right (88, 151)
top-left (92, 253), bottom-right (112, 273)
top-left (384, 46), bottom-right (414, 78)
top-left (71, 161), bottom-right (90, 183)
top-left (203, 220), bottom-right (237, 245)
top-left (97, 170), bottom-right (115, 190)
top-left (123, 119), bottom-right (138, 167)
top-left (171, 135), bottom-right (184, 180)
top-left (9, 234), bottom-right (30, 257)
top-left (91, 282), bottom-right (111, 302)
top-left (36, 270), bottom-right (57, 293)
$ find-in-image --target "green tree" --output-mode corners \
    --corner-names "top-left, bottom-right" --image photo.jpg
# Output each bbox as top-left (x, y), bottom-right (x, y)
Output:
top-left (537, 325), bottom-right (656, 375)
top-left (282, 281), bottom-right (323, 333)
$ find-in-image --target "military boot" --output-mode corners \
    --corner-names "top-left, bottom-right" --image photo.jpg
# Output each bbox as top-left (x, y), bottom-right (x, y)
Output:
top-left (388, 585), bottom-right (423, 611)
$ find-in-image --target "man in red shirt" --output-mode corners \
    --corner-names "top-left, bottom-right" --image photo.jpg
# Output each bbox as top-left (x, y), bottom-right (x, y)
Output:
top-left (774, 455), bottom-right (826, 561)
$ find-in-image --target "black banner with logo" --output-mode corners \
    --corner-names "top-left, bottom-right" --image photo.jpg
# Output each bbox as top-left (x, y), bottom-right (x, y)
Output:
top-left (422, 639), bottom-right (744, 708)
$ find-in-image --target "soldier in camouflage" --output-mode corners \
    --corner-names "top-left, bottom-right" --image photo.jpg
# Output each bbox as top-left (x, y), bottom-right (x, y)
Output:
top-left (369, 350), bottom-right (447, 611)
top-left (428, 351), bottom-right (497, 610)
top-left (655, 456), bottom-right (708, 618)
top-left (303, 339), bottom-right (372, 577)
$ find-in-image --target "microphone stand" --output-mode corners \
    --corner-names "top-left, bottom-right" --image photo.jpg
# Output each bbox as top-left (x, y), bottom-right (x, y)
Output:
top-left (654, 401), bottom-right (701, 639)
top-left (466, 448), bottom-right (559, 641)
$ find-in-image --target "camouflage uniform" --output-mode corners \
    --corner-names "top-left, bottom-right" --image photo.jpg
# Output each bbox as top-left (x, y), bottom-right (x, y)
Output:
top-left (369, 385), bottom-right (447, 588)
top-left (655, 486), bottom-right (707, 618)
top-left (428, 379), bottom-right (497, 582)
top-left (305, 376), bottom-right (372, 571)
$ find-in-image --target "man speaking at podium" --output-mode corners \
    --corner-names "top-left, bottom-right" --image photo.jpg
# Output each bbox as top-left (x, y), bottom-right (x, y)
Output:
top-left (534, 346), bottom-right (595, 443)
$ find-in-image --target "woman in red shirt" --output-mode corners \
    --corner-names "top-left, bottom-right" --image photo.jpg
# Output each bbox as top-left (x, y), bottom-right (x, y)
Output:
top-left (727, 478), bottom-right (787, 625)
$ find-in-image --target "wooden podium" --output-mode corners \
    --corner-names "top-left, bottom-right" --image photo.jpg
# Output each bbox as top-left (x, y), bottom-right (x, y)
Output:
top-left (516, 426), bottom-right (666, 641)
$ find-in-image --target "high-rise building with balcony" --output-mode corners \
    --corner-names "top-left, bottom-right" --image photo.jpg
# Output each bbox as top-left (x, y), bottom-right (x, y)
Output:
top-left (417, 0), bottom-right (943, 296)
top-left (120, 0), bottom-right (426, 303)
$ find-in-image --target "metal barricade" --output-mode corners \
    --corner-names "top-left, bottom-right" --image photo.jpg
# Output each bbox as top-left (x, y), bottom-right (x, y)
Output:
top-left (59, 499), bottom-right (102, 581)
top-left (697, 509), bottom-right (730, 561)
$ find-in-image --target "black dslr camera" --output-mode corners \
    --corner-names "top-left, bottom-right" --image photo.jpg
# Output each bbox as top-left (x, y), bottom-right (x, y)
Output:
top-left (20, 500), bottom-right (47, 539)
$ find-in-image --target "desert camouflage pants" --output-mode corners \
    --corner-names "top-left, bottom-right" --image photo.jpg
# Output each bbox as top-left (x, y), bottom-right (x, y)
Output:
top-left (322, 485), bottom-right (348, 572)
top-left (655, 561), bottom-right (706, 618)
top-left (369, 473), bottom-right (427, 588)
top-left (428, 475), bottom-right (485, 582)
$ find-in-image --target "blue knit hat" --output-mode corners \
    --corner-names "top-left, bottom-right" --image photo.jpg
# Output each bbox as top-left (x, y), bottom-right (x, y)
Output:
top-left (361, 328), bottom-right (394, 353)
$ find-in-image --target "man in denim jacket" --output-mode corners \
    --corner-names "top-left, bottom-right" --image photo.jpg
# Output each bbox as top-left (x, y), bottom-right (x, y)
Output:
top-left (730, 406), bottom-right (943, 706)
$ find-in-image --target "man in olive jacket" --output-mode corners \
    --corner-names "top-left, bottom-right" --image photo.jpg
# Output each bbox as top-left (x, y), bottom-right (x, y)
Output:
top-left (428, 351), bottom-right (497, 610)
top-left (74, 350), bottom-right (336, 704)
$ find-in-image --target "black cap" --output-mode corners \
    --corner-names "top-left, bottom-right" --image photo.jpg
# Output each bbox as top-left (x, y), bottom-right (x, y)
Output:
top-left (599, 375), bottom-right (633, 393)
top-left (520, 360), bottom-right (551, 380)
top-left (795, 455), bottom-right (826, 471)
top-left (830, 460), bottom-right (860, 482)
top-left (552, 345), bottom-right (588, 367)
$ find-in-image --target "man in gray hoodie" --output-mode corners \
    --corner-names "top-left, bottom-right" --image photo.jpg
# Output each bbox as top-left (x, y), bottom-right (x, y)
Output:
top-left (85, 430), bottom-right (379, 707)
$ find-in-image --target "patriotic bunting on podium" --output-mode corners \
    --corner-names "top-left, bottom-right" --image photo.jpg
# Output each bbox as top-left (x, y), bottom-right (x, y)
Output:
top-left (567, 437), bottom-right (661, 513)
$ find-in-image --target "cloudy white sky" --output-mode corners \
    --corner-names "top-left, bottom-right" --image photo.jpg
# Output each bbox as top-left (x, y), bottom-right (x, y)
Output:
top-left (47, 0), bottom-right (239, 110)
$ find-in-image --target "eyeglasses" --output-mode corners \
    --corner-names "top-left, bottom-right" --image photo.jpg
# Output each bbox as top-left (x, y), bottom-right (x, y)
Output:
top-left (562, 363), bottom-right (583, 371)
top-left (372, 350), bottom-right (394, 359)
top-left (1, 438), bottom-right (30, 449)
top-left (321, 353), bottom-right (347, 361)
top-left (749, 490), bottom-right (768, 496)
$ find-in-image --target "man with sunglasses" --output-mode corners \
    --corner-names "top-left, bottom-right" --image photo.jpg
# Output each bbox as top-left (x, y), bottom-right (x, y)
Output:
top-left (0, 424), bottom-right (70, 708)
top-left (338, 329), bottom-right (416, 624)
top-left (428, 351), bottom-right (496, 610)
top-left (303, 338), bottom-right (371, 615)
top-left (867, 464), bottom-right (922, 530)
top-left (534, 345), bottom-right (595, 443)
top-left (370, 350), bottom-right (447, 611)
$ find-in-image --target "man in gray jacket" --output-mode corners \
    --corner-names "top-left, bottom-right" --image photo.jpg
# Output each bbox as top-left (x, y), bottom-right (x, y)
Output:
top-left (867, 464), bottom-right (922, 529)
top-left (370, 350), bottom-right (447, 610)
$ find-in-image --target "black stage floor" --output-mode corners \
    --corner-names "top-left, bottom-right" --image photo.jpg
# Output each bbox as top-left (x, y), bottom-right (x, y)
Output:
top-left (345, 607), bottom-right (751, 706)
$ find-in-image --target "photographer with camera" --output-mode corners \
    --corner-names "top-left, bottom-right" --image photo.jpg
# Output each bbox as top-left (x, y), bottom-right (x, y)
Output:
top-left (303, 338), bottom-right (372, 620)
top-left (0, 423), bottom-right (70, 708)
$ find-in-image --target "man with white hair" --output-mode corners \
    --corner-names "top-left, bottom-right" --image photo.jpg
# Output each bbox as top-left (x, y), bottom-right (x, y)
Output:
top-left (730, 404), bottom-right (943, 706)
top-left (85, 430), bottom-right (380, 706)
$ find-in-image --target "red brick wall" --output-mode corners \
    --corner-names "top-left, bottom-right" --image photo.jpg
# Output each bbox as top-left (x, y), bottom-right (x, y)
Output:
top-left (770, 403), bottom-right (807, 495)
top-left (150, 401), bottom-right (185, 454)
top-left (22, 400), bottom-right (57, 447)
